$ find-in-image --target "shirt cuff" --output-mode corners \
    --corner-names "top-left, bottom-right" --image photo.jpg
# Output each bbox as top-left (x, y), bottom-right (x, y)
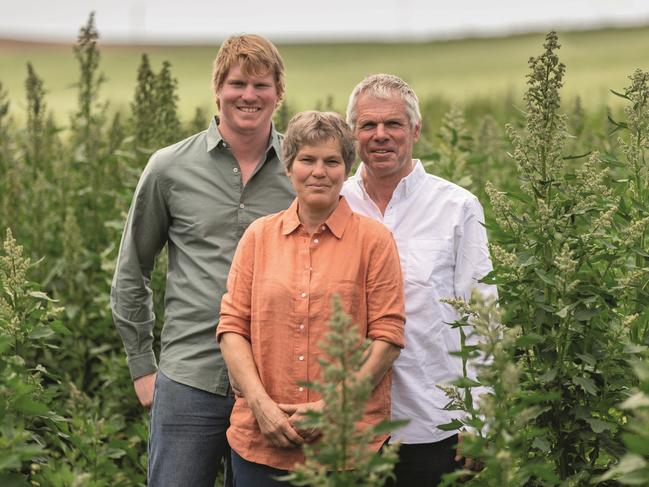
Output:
top-left (368, 318), bottom-right (405, 348)
top-left (216, 316), bottom-right (251, 342)
top-left (127, 351), bottom-right (158, 380)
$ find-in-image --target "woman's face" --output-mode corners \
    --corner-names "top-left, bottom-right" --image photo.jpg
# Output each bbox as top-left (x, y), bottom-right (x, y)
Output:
top-left (287, 138), bottom-right (347, 215)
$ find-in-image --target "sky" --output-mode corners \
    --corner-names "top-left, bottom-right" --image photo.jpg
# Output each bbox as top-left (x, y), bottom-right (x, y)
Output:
top-left (2, 0), bottom-right (649, 43)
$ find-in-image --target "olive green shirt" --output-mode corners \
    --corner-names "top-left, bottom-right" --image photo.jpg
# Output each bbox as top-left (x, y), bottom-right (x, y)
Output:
top-left (110, 117), bottom-right (295, 395)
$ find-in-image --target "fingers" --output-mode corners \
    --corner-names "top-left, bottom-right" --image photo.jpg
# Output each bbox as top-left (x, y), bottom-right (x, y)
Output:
top-left (277, 403), bottom-right (298, 415)
top-left (133, 372), bottom-right (157, 408)
top-left (266, 418), bottom-right (304, 448)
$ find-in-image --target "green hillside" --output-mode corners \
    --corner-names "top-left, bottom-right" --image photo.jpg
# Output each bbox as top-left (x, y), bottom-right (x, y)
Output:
top-left (1, 25), bottom-right (648, 122)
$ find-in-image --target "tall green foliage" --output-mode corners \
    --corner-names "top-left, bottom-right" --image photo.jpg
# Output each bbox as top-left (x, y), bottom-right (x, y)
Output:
top-left (0, 17), bottom-right (646, 486)
top-left (282, 297), bottom-right (401, 487)
top-left (439, 32), bottom-right (648, 485)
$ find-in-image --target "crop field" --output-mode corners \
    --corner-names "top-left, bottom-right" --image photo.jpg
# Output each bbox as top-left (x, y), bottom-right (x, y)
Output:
top-left (1, 16), bottom-right (648, 487)
top-left (1, 25), bottom-right (649, 122)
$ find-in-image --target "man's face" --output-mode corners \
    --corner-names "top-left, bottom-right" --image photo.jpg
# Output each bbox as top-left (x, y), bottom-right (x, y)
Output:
top-left (216, 63), bottom-right (278, 136)
top-left (353, 93), bottom-right (421, 181)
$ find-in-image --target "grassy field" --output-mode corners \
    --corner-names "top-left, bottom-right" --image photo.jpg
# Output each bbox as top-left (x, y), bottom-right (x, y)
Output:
top-left (1, 25), bottom-right (649, 123)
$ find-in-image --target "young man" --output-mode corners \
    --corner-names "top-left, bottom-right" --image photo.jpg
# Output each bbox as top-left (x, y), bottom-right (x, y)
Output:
top-left (110, 35), bottom-right (295, 486)
top-left (342, 74), bottom-right (497, 486)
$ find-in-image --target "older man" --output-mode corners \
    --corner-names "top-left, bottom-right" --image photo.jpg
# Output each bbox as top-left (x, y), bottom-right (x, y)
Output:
top-left (341, 74), bottom-right (496, 486)
top-left (110, 35), bottom-right (294, 486)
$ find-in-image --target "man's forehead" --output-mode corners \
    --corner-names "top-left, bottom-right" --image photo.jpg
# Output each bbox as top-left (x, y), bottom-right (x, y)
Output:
top-left (356, 94), bottom-right (408, 119)
top-left (226, 62), bottom-right (274, 81)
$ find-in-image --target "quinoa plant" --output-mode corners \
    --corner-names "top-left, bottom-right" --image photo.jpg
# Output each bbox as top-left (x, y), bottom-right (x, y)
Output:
top-left (472, 31), bottom-right (643, 483)
top-left (609, 69), bottom-right (649, 339)
top-left (0, 229), bottom-right (68, 485)
top-left (438, 294), bottom-right (559, 486)
top-left (425, 104), bottom-right (473, 188)
top-left (153, 60), bottom-right (181, 147)
top-left (130, 54), bottom-right (157, 151)
top-left (282, 297), bottom-right (401, 487)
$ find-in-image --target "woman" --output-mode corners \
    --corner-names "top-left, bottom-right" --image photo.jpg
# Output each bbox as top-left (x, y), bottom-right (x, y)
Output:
top-left (217, 111), bottom-right (405, 485)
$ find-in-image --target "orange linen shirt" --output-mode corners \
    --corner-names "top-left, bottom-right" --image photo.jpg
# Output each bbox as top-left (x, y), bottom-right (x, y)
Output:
top-left (217, 196), bottom-right (405, 470)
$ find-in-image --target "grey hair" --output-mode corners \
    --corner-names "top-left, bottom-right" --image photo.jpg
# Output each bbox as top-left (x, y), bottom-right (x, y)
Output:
top-left (282, 111), bottom-right (356, 174)
top-left (346, 74), bottom-right (421, 131)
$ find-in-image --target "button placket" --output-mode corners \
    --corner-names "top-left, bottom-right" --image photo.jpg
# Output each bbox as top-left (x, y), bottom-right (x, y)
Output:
top-left (295, 228), bottom-right (311, 394)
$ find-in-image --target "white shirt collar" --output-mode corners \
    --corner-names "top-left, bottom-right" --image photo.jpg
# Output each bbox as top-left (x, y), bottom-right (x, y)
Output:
top-left (353, 159), bottom-right (427, 202)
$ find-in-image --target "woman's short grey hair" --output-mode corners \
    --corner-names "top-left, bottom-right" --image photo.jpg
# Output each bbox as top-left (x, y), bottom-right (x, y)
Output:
top-left (346, 74), bottom-right (421, 131)
top-left (282, 111), bottom-right (356, 174)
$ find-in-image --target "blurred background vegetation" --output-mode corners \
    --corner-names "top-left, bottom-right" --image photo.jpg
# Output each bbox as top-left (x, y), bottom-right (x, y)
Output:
top-left (1, 13), bottom-right (648, 487)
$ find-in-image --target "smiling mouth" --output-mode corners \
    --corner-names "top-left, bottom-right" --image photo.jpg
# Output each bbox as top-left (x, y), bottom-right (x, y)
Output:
top-left (238, 107), bottom-right (260, 113)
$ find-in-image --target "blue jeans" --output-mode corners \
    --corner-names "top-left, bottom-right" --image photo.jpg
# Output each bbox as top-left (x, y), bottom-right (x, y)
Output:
top-left (231, 450), bottom-right (290, 487)
top-left (149, 371), bottom-right (235, 487)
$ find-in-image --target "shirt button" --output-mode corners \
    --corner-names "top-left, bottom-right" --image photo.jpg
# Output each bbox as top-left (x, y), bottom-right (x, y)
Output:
top-left (301, 292), bottom-right (306, 298)
top-left (321, 225), bottom-right (326, 230)
top-left (239, 203), bottom-right (245, 209)
top-left (299, 324), bottom-right (305, 330)
top-left (298, 386), bottom-right (304, 392)
top-left (313, 238), bottom-right (319, 244)
top-left (233, 167), bottom-right (239, 173)
top-left (298, 355), bottom-right (304, 361)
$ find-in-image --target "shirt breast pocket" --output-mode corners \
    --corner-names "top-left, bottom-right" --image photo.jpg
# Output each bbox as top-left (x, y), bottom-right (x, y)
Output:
top-left (406, 239), bottom-right (454, 291)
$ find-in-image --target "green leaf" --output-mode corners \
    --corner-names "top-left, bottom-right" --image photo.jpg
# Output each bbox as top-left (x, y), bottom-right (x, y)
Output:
top-left (0, 473), bottom-right (30, 487)
top-left (556, 305), bottom-right (570, 318)
top-left (105, 448), bottom-right (127, 459)
top-left (50, 320), bottom-right (72, 336)
top-left (29, 325), bottom-right (54, 340)
top-left (12, 396), bottom-right (50, 416)
top-left (516, 333), bottom-right (544, 347)
top-left (0, 453), bottom-right (21, 471)
top-left (585, 418), bottom-right (612, 433)
top-left (539, 368), bottom-right (557, 383)
top-left (572, 376), bottom-right (598, 396)
top-left (574, 307), bottom-right (598, 322)
top-left (532, 435), bottom-right (551, 452)
top-left (451, 377), bottom-right (482, 388)
top-left (533, 268), bottom-right (556, 287)
top-left (437, 419), bottom-right (463, 432)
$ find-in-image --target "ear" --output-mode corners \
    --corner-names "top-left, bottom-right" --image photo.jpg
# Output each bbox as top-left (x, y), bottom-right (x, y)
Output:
top-left (413, 121), bottom-right (422, 141)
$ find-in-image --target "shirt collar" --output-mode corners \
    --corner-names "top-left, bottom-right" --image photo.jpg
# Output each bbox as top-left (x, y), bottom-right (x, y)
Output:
top-left (206, 116), bottom-right (281, 157)
top-left (353, 159), bottom-right (427, 201)
top-left (281, 196), bottom-right (353, 239)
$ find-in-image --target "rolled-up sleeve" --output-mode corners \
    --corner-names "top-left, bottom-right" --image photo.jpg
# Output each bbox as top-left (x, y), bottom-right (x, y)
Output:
top-left (366, 232), bottom-right (406, 348)
top-left (217, 225), bottom-right (256, 342)
top-left (110, 152), bottom-right (170, 380)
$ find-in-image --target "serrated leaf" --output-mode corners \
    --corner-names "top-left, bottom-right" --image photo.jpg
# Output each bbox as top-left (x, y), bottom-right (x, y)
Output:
top-left (572, 376), bottom-right (598, 396)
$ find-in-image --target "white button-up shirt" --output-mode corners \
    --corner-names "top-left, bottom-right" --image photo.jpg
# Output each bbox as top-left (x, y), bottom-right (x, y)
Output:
top-left (342, 160), bottom-right (497, 444)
